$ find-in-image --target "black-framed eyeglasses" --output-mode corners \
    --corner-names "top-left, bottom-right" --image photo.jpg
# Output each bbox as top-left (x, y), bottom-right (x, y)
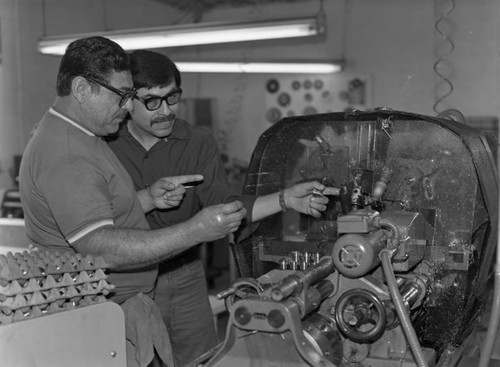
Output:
top-left (134, 89), bottom-right (183, 111)
top-left (86, 77), bottom-right (136, 108)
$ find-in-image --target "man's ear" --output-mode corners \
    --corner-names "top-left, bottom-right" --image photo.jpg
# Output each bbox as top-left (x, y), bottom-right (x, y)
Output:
top-left (71, 76), bottom-right (91, 103)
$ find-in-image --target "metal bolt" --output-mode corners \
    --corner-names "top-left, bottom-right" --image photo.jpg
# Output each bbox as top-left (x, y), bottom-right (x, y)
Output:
top-left (267, 309), bottom-right (286, 328)
top-left (235, 306), bottom-right (252, 325)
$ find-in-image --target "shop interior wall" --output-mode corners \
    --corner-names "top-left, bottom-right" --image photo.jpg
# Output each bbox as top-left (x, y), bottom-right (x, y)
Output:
top-left (0, 0), bottom-right (498, 189)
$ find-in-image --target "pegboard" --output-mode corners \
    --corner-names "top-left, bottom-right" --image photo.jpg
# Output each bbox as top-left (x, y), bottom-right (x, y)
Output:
top-left (264, 75), bottom-right (371, 124)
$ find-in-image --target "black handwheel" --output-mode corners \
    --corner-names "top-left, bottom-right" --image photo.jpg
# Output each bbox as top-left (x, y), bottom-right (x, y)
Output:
top-left (334, 288), bottom-right (387, 343)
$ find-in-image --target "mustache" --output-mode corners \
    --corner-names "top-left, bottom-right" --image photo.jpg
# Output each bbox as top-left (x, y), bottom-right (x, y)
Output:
top-left (151, 114), bottom-right (175, 126)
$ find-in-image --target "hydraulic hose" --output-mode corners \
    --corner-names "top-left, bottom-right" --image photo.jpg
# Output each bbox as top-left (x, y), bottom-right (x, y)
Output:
top-left (379, 218), bottom-right (400, 249)
top-left (477, 123), bottom-right (500, 367)
top-left (380, 249), bottom-right (428, 367)
top-left (478, 211), bottom-right (500, 367)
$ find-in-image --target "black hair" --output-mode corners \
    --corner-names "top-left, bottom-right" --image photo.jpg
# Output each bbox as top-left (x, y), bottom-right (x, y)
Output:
top-left (128, 49), bottom-right (181, 90)
top-left (56, 36), bottom-right (130, 96)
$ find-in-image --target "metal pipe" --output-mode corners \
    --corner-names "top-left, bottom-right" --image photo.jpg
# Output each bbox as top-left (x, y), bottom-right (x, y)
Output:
top-left (271, 257), bottom-right (335, 301)
top-left (380, 249), bottom-right (428, 367)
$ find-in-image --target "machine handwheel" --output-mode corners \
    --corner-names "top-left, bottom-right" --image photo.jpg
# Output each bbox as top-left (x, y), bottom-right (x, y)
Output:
top-left (334, 288), bottom-right (387, 343)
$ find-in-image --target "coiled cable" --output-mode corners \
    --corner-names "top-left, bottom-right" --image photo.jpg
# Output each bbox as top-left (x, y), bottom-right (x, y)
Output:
top-left (433, 0), bottom-right (456, 114)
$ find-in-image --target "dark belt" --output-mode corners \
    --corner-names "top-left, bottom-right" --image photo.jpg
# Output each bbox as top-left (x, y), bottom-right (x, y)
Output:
top-left (159, 245), bottom-right (201, 273)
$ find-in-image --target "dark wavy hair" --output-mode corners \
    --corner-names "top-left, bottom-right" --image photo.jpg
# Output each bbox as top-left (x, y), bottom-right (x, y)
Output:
top-left (56, 36), bottom-right (130, 96)
top-left (128, 49), bottom-right (181, 90)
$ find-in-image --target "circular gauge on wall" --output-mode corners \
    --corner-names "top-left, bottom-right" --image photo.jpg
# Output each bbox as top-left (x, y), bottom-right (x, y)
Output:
top-left (314, 79), bottom-right (324, 90)
top-left (277, 92), bottom-right (291, 107)
top-left (266, 78), bottom-right (280, 94)
top-left (266, 107), bottom-right (282, 123)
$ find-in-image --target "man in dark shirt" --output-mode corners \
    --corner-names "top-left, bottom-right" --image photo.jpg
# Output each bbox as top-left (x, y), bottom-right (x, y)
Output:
top-left (107, 49), bottom-right (328, 366)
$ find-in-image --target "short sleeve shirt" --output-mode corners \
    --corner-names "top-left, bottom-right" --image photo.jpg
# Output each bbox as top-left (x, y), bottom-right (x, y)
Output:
top-left (107, 119), bottom-right (256, 230)
top-left (19, 108), bottom-right (156, 303)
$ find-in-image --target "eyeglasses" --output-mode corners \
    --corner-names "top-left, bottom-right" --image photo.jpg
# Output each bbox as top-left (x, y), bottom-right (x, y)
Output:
top-left (134, 89), bottom-right (183, 111)
top-left (86, 77), bottom-right (136, 108)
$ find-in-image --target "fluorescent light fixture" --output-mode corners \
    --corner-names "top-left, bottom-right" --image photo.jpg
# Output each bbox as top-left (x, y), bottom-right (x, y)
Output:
top-left (38, 17), bottom-right (323, 55)
top-left (176, 61), bottom-right (343, 74)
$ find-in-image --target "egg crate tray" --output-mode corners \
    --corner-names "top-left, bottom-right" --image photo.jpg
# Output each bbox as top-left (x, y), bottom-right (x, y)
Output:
top-left (0, 250), bottom-right (114, 324)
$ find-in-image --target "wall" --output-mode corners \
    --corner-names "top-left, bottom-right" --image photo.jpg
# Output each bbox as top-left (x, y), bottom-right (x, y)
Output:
top-left (0, 0), bottom-right (22, 188)
top-left (177, 0), bottom-right (499, 164)
top-left (342, 0), bottom-right (499, 117)
top-left (0, 0), bottom-right (498, 188)
top-left (169, 0), bottom-right (347, 165)
top-left (0, 0), bottom-right (58, 188)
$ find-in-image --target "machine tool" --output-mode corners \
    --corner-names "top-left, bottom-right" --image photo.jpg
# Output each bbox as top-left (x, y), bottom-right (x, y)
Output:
top-left (0, 109), bottom-right (496, 367)
top-left (199, 109), bottom-right (498, 367)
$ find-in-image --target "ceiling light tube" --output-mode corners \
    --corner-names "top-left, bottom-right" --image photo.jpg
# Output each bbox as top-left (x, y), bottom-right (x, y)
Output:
top-left (175, 62), bottom-right (343, 74)
top-left (38, 17), bottom-right (323, 55)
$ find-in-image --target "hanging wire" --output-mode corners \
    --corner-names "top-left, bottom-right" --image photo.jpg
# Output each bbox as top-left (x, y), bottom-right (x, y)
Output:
top-left (432, 0), bottom-right (456, 115)
top-left (317, 0), bottom-right (326, 25)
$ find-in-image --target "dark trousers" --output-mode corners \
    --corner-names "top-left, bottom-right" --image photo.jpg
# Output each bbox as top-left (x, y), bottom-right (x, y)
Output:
top-left (154, 257), bottom-right (217, 367)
